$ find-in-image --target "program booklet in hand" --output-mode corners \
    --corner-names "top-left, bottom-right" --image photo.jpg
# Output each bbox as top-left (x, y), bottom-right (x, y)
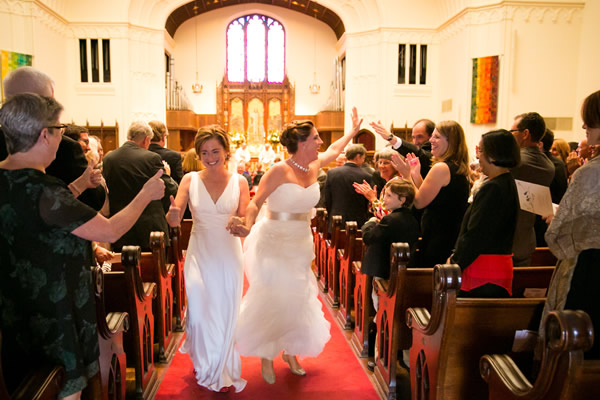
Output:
top-left (514, 179), bottom-right (553, 216)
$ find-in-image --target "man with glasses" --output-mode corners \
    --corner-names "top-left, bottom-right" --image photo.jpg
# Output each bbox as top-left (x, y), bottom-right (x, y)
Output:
top-left (509, 112), bottom-right (555, 266)
top-left (148, 120), bottom-right (184, 183)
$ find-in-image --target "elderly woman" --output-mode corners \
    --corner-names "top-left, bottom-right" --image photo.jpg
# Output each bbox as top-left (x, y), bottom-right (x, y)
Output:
top-left (393, 121), bottom-right (470, 268)
top-left (450, 130), bottom-right (521, 297)
top-left (0, 94), bottom-right (165, 399)
top-left (353, 147), bottom-right (399, 219)
top-left (540, 89), bottom-right (600, 359)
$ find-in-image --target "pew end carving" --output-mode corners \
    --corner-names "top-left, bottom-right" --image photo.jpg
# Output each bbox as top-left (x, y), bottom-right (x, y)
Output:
top-left (168, 225), bottom-right (187, 332)
top-left (318, 209), bottom-right (329, 293)
top-left (325, 215), bottom-right (344, 308)
top-left (350, 254), bottom-right (374, 359)
top-left (89, 266), bottom-right (129, 400)
top-left (104, 246), bottom-right (158, 399)
top-left (337, 221), bottom-right (362, 330)
top-left (138, 232), bottom-right (176, 364)
top-left (406, 264), bottom-right (546, 400)
top-left (481, 309), bottom-right (600, 400)
top-left (312, 208), bottom-right (326, 280)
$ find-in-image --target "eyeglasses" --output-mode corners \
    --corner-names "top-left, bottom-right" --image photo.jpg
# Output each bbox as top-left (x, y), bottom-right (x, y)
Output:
top-left (47, 124), bottom-right (68, 134)
top-left (509, 129), bottom-right (522, 133)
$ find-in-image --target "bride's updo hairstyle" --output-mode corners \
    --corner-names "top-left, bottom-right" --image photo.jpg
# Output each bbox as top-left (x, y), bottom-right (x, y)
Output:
top-left (280, 120), bottom-right (315, 154)
top-left (194, 124), bottom-right (231, 162)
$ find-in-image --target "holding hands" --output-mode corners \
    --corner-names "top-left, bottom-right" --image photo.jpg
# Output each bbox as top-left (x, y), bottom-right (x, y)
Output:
top-left (227, 216), bottom-right (250, 237)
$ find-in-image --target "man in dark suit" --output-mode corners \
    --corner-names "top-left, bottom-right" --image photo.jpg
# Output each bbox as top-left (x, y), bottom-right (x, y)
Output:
top-left (324, 144), bottom-right (372, 233)
top-left (103, 121), bottom-right (178, 252)
top-left (535, 128), bottom-right (568, 245)
top-left (148, 120), bottom-right (184, 184)
top-left (510, 112), bottom-right (555, 266)
top-left (370, 119), bottom-right (434, 178)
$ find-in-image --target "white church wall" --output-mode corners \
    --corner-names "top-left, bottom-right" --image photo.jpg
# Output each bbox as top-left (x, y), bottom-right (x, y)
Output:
top-left (344, 29), bottom-right (440, 150)
top-left (437, 2), bottom-right (585, 158)
top-left (573, 0), bottom-right (600, 138)
top-left (170, 4), bottom-right (338, 117)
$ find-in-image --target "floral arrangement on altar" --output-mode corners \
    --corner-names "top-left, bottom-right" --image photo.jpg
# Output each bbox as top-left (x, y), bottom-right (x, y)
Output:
top-left (230, 130), bottom-right (245, 146)
top-left (268, 130), bottom-right (280, 144)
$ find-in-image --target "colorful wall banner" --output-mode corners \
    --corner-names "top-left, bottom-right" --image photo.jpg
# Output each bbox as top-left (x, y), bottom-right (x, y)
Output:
top-left (470, 55), bottom-right (499, 124)
top-left (1, 51), bottom-right (33, 100)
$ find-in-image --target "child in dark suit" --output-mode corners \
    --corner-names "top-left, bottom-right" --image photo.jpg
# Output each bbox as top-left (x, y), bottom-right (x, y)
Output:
top-left (361, 178), bottom-right (420, 280)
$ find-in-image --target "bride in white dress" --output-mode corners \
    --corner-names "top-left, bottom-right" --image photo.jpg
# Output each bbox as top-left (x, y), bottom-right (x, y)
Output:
top-left (229, 108), bottom-right (362, 384)
top-left (166, 125), bottom-right (249, 392)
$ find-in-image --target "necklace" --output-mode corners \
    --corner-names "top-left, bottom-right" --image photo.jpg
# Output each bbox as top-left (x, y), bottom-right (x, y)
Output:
top-left (289, 158), bottom-right (309, 172)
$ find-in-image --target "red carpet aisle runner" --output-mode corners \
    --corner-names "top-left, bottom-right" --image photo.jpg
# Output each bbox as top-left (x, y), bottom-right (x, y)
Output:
top-left (155, 296), bottom-right (379, 400)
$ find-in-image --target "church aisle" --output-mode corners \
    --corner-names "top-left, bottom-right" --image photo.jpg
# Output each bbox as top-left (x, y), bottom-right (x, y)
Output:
top-left (154, 293), bottom-right (381, 399)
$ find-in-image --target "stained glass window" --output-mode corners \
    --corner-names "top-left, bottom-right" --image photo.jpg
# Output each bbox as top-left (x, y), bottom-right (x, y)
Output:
top-left (226, 14), bottom-right (285, 83)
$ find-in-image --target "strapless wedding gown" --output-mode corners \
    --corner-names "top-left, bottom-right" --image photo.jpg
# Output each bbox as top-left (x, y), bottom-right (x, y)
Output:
top-left (236, 182), bottom-right (331, 359)
top-left (180, 172), bottom-right (247, 392)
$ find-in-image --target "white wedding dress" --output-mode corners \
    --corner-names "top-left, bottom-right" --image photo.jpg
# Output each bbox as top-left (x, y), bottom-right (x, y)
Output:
top-left (236, 182), bottom-right (331, 359)
top-left (180, 172), bottom-right (247, 392)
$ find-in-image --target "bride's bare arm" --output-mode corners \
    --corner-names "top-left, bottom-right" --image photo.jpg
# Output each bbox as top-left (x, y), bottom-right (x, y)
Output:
top-left (166, 173), bottom-right (191, 227)
top-left (229, 164), bottom-right (286, 236)
top-left (318, 107), bottom-right (363, 167)
top-left (236, 175), bottom-right (250, 217)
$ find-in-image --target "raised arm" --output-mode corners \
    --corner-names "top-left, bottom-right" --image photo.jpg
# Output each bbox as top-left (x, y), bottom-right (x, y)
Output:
top-left (318, 107), bottom-right (363, 167)
top-left (72, 169), bottom-right (166, 242)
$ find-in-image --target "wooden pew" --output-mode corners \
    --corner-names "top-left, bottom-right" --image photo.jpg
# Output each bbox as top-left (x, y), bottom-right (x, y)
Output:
top-left (317, 209), bottom-right (329, 293)
top-left (373, 243), bottom-right (433, 400)
top-left (139, 232), bottom-right (176, 363)
top-left (104, 246), bottom-right (158, 400)
top-left (312, 208), bottom-right (326, 280)
top-left (406, 264), bottom-right (546, 400)
top-left (350, 249), bottom-right (373, 358)
top-left (168, 225), bottom-right (187, 332)
top-left (337, 221), bottom-right (363, 330)
top-left (89, 266), bottom-right (128, 400)
top-left (325, 215), bottom-right (344, 308)
top-left (481, 309), bottom-right (600, 400)
top-left (180, 219), bottom-right (193, 256)
top-left (0, 330), bottom-right (66, 400)
top-left (530, 247), bottom-right (557, 266)
top-left (371, 256), bottom-right (554, 400)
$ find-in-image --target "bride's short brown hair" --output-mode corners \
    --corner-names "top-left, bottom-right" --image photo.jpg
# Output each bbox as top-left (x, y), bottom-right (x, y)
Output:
top-left (281, 120), bottom-right (314, 154)
top-left (194, 125), bottom-right (230, 161)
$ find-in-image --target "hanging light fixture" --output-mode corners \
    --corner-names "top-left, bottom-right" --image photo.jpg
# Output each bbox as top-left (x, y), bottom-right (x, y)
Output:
top-left (191, 2), bottom-right (203, 94)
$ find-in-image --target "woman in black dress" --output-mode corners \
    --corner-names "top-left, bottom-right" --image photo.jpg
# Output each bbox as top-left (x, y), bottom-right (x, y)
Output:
top-left (0, 94), bottom-right (165, 399)
top-left (393, 120), bottom-right (470, 268)
top-left (450, 130), bottom-right (521, 297)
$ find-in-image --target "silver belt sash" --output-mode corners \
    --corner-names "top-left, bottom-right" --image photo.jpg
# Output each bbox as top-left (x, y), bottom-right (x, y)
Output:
top-left (266, 210), bottom-right (309, 221)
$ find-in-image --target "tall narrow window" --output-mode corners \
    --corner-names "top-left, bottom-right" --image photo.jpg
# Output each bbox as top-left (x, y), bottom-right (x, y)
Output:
top-left (409, 44), bottom-right (417, 84)
top-left (90, 39), bottom-right (99, 82)
top-left (246, 16), bottom-right (266, 82)
top-left (102, 39), bottom-right (111, 82)
top-left (79, 39), bottom-right (88, 82)
top-left (398, 44), bottom-right (406, 84)
top-left (419, 45), bottom-right (427, 84)
top-left (226, 14), bottom-right (285, 83)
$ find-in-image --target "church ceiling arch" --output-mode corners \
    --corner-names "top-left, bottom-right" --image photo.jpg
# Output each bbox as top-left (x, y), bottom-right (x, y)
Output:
top-left (165, 0), bottom-right (345, 39)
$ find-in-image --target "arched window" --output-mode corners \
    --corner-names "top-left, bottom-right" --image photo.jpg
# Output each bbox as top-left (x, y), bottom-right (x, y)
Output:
top-left (227, 15), bottom-right (285, 83)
